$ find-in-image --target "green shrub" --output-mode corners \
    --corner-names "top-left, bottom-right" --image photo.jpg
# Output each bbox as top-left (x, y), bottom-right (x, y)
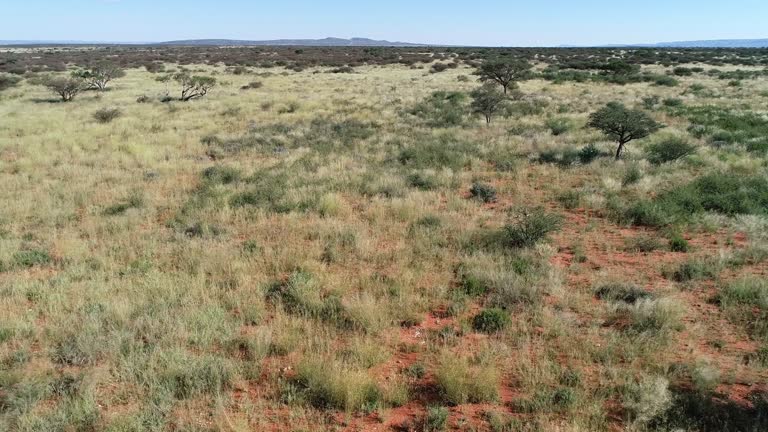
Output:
top-left (624, 235), bottom-right (662, 253)
top-left (407, 172), bottom-right (438, 190)
top-left (659, 173), bottom-right (768, 217)
top-left (642, 96), bottom-right (660, 109)
top-left (472, 308), bottom-right (510, 333)
top-left (654, 76), bottom-right (679, 87)
top-left (664, 258), bottom-right (720, 282)
top-left (13, 249), bottom-right (53, 268)
top-left (577, 143), bottom-right (603, 164)
top-left (646, 137), bottom-right (696, 164)
top-left (201, 165), bottom-right (241, 184)
top-left (469, 182), bottom-right (497, 203)
top-left (595, 283), bottom-right (653, 304)
top-left (668, 233), bottom-right (690, 252)
top-left (622, 165), bottom-right (643, 187)
top-left (0, 73), bottom-right (22, 92)
top-left (500, 208), bottom-right (562, 248)
top-left (663, 98), bottom-right (683, 107)
top-left (408, 91), bottom-right (467, 127)
top-left (545, 117), bottom-right (572, 136)
top-left (93, 107), bottom-right (122, 123)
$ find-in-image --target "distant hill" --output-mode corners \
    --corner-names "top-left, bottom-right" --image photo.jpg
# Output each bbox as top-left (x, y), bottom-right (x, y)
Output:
top-left (573, 38), bottom-right (768, 48)
top-left (156, 37), bottom-right (427, 47)
top-left (652, 39), bottom-right (768, 48)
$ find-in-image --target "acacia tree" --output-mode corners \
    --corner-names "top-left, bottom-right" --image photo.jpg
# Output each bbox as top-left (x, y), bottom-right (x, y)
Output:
top-left (173, 73), bottom-right (216, 101)
top-left (41, 76), bottom-right (86, 102)
top-left (470, 84), bottom-right (508, 124)
top-left (74, 63), bottom-right (126, 91)
top-left (588, 102), bottom-right (663, 159)
top-left (475, 58), bottom-right (532, 94)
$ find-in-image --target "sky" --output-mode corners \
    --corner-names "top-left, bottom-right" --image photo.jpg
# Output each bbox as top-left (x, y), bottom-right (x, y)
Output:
top-left (3, 0), bottom-right (768, 46)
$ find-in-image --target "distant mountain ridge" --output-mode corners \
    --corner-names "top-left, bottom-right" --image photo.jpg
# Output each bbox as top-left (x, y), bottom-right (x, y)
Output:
top-left (156, 37), bottom-right (426, 47)
top-left (652, 39), bottom-right (768, 48)
top-left (1, 37), bottom-right (767, 48)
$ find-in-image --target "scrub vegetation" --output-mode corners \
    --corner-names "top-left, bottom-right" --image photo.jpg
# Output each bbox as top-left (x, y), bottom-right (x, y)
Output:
top-left (0, 45), bottom-right (767, 431)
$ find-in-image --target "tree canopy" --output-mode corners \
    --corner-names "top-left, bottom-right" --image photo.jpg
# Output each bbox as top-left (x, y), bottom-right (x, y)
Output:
top-left (588, 102), bottom-right (663, 159)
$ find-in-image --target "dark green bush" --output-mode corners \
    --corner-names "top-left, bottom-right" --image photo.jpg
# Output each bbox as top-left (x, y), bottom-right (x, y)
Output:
top-left (545, 117), bottom-right (572, 136)
top-left (500, 208), bottom-right (562, 248)
top-left (669, 233), bottom-right (690, 252)
top-left (595, 283), bottom-right (653, 304)
top-left (577, 144), bottom-right (603, 164)
top-left (472, 308), bottom-right (510, 333)
top-left (469, 182), bottom-right (497, 203)
top-left (202, 165), bottom-right (241, 184)
top-left (646, 137), bottom-right (696, 164)
top-left (408, 91), bottom-right (467, 127)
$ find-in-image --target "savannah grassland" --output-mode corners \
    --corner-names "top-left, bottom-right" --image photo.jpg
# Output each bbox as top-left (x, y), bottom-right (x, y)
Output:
top-left (1, 49), bottom-right (768, 432)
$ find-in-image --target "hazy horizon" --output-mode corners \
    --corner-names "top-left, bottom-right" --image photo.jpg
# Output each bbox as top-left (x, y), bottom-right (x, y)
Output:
top-left (3, 0), bottom-right (768, 47)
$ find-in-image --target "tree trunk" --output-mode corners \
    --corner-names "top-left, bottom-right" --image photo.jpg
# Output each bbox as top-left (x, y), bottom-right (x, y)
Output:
top-left (615, 142), bottom-right (625, 160)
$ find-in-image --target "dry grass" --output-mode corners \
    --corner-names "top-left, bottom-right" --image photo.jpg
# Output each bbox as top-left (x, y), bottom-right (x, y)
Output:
top-left (1, 52), bottom-right (767, 431)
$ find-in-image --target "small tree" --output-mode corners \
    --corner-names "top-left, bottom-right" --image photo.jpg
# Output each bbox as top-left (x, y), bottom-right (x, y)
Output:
top-left (74, 63), bottom-right (125, 91)
top-left (475, 58), bottom-right (532, 94)
top-left (588, 102), bottom-right (663, 159)
top-left (470, 84), bottom-right (507, 124)
top-left (173, 73), bottom-right (216, 101)
top-left (41, 76), bottom-right (85, 102)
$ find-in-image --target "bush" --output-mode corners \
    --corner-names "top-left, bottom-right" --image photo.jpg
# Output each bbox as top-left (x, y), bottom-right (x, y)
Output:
top-left (546, 117), bottom-right (572, 136)
top-left (622, 165), bottom-right (643, 187)
top-left (668, 233), bottom-right (690, 252)
top-left (0, 73), bottom-right (22, 92)
top-left (469, 182), bottom-right (497, 203)
top-left (645, 137), bottom-right (696, 164)
top-left (595, 283), bottom-right (653, 304)
top-left (424, 406), bottom-right (450, 431)
top-left (240, 81), bottom-right (263, 90)
top-left (13, 249), bottom-right (53, 268)
top-left (625, 235), bottom-right (662, 252)
top-left (654, 75), bottom-right (679, 86)
top-left (578, 143), bottom-right (603, 164)
top-left (642, 96), bottom-right (660, 109)
top-left (472, 308), bottom-right (510, 333)
top-left (407, 172), bottom-right (438, 190)
top-left (500, 208), bottom-right (562, 248)
top-left (408, 91), bottom-right (467, 127)
top-left (664, 258), bottom-right (720, 282)
top-left (92, 107), bottom-right (121, 123)
top-left (659, 173), bottom-right (768, 217)
top-left (201, 165), bottom-right (241, 184)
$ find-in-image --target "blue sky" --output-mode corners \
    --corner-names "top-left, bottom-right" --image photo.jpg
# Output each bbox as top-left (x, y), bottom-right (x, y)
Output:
top-left (4, 0), bottom-right (768, 46)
